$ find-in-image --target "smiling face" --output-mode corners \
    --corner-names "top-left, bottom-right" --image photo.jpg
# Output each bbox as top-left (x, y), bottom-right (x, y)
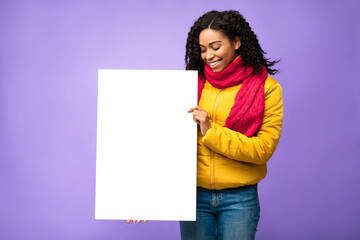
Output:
top-left (199, 28), bottom-right (241, 72)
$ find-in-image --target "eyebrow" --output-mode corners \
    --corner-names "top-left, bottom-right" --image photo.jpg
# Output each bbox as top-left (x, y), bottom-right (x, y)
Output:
top-left (199, 40), bottom-right (222, 47)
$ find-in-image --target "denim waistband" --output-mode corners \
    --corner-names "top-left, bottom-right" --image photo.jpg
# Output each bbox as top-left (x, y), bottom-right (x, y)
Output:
top-left (197, 183), bottom-right (258, 193)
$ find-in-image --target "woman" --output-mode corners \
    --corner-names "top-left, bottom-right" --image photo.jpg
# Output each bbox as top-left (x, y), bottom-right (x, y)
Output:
top-left (127, 9), bottom-right (283, 239)
top-left (182, 10), bottom-right (283, 240)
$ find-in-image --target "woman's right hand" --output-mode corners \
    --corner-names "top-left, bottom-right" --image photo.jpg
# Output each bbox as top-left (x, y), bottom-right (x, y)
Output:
top-left (126, 220), bottom-right (147, 224)
top-left (187, 106), bottom-right (211, 136)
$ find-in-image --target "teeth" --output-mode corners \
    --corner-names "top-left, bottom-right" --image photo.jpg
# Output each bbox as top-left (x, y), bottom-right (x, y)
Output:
top-left (209, 60), bottom-right (221, 67)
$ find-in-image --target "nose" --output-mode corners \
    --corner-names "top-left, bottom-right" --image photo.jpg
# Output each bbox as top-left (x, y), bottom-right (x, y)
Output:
top-left (206, 50), bottom-right (214, 60)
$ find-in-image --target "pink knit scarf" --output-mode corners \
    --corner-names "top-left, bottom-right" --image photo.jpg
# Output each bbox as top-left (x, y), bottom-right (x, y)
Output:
top-left (198, 56), bottom-right (268, 137)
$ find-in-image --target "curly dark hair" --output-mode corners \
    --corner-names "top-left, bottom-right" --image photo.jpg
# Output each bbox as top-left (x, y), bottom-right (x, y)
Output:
top-left (185, 10), bottom-right (279, 77)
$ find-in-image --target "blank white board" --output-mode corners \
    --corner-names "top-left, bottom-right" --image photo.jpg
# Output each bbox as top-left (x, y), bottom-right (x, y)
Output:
top-left (95, 69), bottom-right (198, 221)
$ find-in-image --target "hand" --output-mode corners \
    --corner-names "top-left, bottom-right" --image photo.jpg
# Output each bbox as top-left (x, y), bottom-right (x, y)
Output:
top-left (188, 106), bottom-right (211, 136)
top-left (126, 220), bottom-right (147, 224)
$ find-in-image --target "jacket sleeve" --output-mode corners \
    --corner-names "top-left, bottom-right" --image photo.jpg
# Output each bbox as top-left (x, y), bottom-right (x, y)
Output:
top-left (201, 81), bottom-right (283, 165)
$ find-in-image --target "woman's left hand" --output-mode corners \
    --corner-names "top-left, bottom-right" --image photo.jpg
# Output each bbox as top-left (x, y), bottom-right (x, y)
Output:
top-left (188, 106), bottom-right (211, 136)
top-left (126, 220), bottom-right (147, 224)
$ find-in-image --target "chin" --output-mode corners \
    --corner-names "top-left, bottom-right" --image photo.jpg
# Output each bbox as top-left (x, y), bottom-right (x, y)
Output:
top-left (212, 67), bottom-right (224, 73)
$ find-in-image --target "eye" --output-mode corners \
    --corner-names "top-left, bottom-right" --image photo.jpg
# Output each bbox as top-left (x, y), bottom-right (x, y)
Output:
top-left (200, 49), bottom-right (206, 53)
top-left (213, 46), bottom-right (220, 51)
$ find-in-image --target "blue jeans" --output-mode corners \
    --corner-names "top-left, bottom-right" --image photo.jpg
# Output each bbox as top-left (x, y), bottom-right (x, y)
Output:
top-left (180, 184), bottom-right (260, 240)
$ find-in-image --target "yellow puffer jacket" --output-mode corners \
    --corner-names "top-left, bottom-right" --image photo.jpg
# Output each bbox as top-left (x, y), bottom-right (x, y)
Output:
top-left (197, 76), bottom-right (283, 190)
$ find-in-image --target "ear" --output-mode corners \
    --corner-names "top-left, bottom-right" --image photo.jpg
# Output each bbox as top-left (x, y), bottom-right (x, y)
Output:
top-left (233, 36), bottom-right (241, 50)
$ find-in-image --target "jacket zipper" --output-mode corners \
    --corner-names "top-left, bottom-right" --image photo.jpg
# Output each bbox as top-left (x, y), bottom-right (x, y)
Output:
top-left (210, 89), bottom-right (223, 189)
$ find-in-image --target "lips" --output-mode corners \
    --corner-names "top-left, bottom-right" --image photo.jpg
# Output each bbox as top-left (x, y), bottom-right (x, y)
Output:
top-left (207, 59), bottom-right (222, 68)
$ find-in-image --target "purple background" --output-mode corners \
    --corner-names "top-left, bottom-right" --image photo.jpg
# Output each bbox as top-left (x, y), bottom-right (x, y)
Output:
top-left (1, 0), bottom-right (359, 239)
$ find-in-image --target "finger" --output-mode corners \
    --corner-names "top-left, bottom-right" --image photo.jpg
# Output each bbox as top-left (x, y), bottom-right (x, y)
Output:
top-left (193, 110), bottom-right (204, 119)
top-left (193, 110), bottom-right (207, 118)
top-left (137, 220), bottom-right (141, 223)
top-left (132, 220), bottom-right (136, 223)
top-left (193, 114), bottom-right (204, 124)
top-left (126, 220), bottom-right (131, 224)
top-left (193, 115), bottom-right (200, 124)
top-left (187, 106), bottom-right (199, 112)
top-left (144, 220), bottom-right (147, 223)
top-left (194, 110), bottom-right (208, 120)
